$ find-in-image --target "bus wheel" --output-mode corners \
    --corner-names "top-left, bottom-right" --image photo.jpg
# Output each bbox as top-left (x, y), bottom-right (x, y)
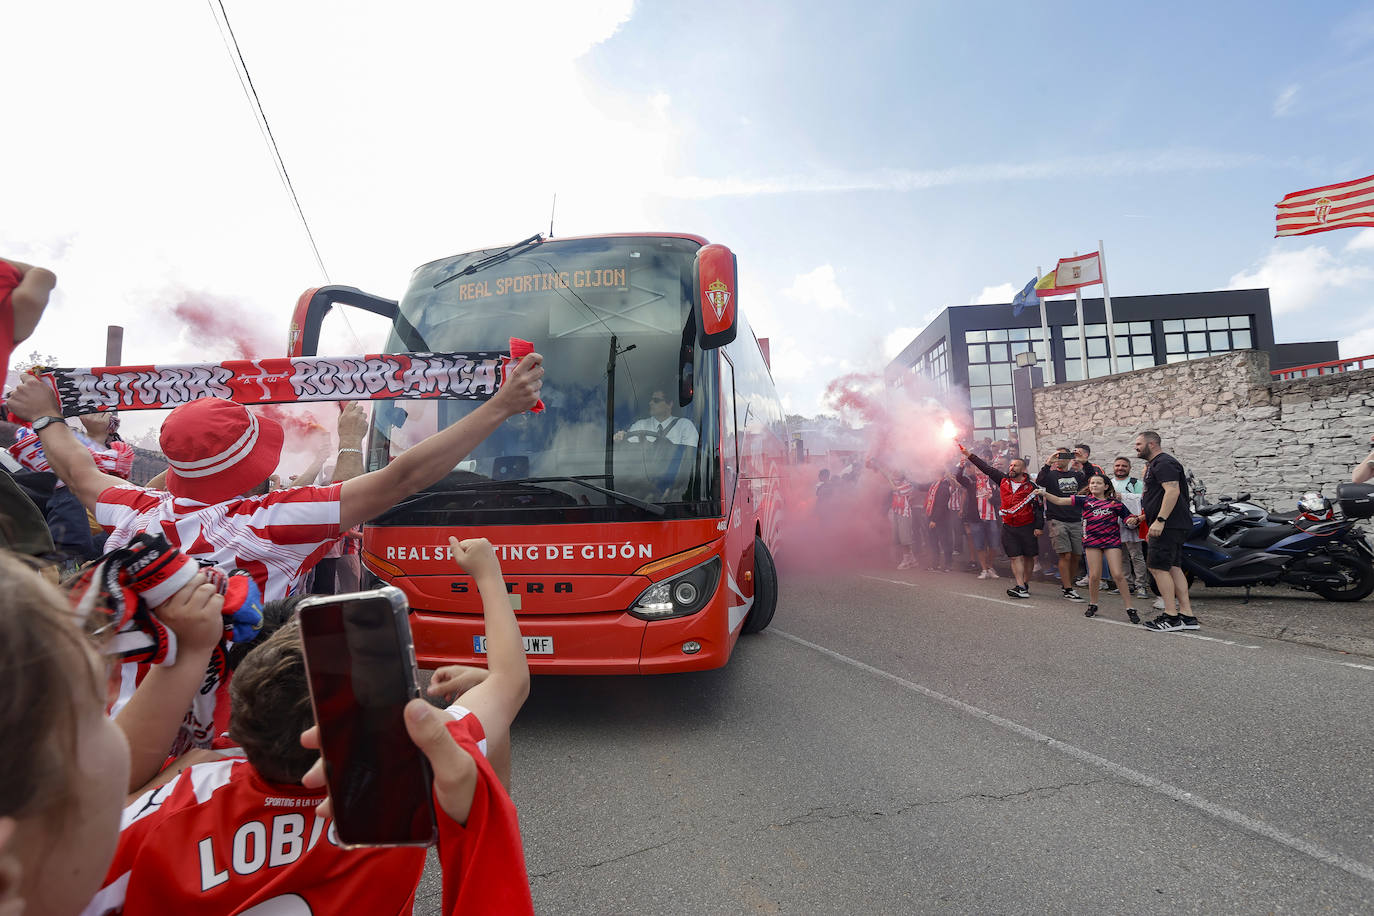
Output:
top-left (742, 537), bottom-right (778, 634)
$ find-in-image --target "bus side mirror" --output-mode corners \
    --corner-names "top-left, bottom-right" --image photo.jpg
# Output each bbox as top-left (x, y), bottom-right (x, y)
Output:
top-left (692, 244), bottom-right (738, 350)
top-left (287, 285), bottom-right (405, 357)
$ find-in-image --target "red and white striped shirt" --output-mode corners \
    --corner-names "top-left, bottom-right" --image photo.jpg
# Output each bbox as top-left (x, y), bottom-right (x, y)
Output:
top-left (10, 425), bottom-right (136, 483)
top-left (95, 484), bottom-right (345, 602)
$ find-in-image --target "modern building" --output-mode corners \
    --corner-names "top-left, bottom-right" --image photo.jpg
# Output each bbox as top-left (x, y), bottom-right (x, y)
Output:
top-left (885, 288), bottom-right (1338, 443)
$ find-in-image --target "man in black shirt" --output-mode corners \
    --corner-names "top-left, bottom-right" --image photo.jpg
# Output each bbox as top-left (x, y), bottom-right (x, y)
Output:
top-left (1036, 448), bottom-right (1088, 602)
top-left (1136, 430), bottom-right (1198, 632)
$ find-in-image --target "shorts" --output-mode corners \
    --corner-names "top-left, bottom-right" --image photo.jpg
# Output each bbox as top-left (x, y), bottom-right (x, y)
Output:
top-left (1049, 519), bottom-right (1084, 555)
top-left (891, 512), bottom-right (915, 547)
top-left (1147, 526), bottom-right (1187, 570)
top-left (967, 519), bottom-right (1001, 552)
top-left (1001, 523), bottom-right (1038, 558)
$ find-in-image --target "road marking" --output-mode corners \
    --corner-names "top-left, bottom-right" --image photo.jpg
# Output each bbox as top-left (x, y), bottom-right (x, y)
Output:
top-left (952, 592), bottom-right (1035, 608)
top-left (859, 576), bottom-right (1038, 609)
top-left (771, 628), bottom-right (1374, 886)
top-left (1310, 658), bottom-right (1374, 673)
top-left (1085, 618), bottom-right (1262, 648)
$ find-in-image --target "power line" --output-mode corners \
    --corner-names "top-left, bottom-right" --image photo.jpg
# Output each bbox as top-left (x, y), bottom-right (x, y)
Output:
top-left (206, 0), bottom-right (331, 284)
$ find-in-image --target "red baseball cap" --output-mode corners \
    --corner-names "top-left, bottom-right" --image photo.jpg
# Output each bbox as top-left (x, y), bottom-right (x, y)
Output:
top-left (160, 399), bottom-right (284, 504)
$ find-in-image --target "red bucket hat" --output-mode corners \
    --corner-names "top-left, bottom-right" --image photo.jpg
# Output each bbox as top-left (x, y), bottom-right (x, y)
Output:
top-left (160, 399), bottom-right (284, 504)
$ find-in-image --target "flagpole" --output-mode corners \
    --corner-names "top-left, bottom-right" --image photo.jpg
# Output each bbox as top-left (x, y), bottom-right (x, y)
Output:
top-left (1036, 265), bottom-right (1051, 383)
top-left (1099, 239), bottom-right (1118, 374)
top-left (1073, 250), bottom-right (1087, 380)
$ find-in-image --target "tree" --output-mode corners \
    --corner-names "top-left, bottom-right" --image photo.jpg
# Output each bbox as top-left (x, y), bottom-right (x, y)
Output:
top-left (12, 350), bottom-right (59, 373)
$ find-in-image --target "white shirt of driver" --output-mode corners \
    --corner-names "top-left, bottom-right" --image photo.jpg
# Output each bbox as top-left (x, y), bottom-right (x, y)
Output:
top-left (627, 415), bottom-right (699, 447)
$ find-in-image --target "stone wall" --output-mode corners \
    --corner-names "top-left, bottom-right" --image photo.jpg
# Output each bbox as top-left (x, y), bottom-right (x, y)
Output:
top-left (1031, 350), bottom-right (1374, 511)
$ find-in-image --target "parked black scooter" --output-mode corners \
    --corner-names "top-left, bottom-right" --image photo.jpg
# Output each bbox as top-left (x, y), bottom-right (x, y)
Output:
top-left (1175, 482), bottom-right (1374, 601)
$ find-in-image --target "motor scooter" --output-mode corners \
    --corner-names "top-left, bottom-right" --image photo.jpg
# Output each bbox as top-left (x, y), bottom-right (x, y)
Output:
top-left (1173, 482), bottom-right (1374, 602)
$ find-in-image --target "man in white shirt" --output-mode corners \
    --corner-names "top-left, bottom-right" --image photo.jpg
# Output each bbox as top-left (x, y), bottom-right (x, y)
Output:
top-left (614, 389), bottom-right (698, 447)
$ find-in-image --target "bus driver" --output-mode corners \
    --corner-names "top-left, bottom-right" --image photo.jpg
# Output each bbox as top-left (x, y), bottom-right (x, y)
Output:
top-left (614, 389), bottom-right (699, 448)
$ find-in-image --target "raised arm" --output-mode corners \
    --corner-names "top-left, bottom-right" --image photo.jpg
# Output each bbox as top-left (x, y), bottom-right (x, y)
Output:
top-left (442, 537), bottom-right (530, 744)
top-left (114, 576), bottom-right (225, 792)
top-left (331, 401), bottom-right (368, 483)
top-left (1, 257), bottom-right (57, 343)
top-left (337, 354), bottom-right (543, 530)
top-left (959, 444), bottom-right (1004, 484)
top-left (6, 375), bottom-right (127, 511)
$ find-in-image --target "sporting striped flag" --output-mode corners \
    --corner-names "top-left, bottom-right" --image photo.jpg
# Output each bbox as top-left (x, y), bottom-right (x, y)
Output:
top-left (1275, 173), bottom-right (1374, 237)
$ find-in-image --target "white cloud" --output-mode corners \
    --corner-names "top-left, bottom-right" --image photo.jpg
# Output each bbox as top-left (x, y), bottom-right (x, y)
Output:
top-left (1273, 84), bottom-right (1299, 117)
top-left (1341, 325), bottom-right (1374, 358)
top-left (784, 265), bottom-right (851, 312)
top-left (1344, 228), bottom-right (1374, 253)
top-left (972, 283), bottom-right (1016, 305)
top-left (766, 336), bottom-right (815, 383)
top-left (1226, 244), bottom-right (1374, 314)
top-left (882, 327), bottom-right (920, 361)
top-left (654, 147), bottom-right (1269, 200)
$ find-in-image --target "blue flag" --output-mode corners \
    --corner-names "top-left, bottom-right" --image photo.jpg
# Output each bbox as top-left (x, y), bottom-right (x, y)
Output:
top-left (1011, 277), bottom-right (1039, 317)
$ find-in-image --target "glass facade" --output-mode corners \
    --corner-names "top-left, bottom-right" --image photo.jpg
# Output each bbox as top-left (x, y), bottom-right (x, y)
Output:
top-left (1061, 320), bottom-right (1156, 380)
top-left (1163, 315), bottom-right (1253, 363)
top-left (963, 327), bottom-right (1051, 441)
top-left (912, 338), bottom-right (950, 390)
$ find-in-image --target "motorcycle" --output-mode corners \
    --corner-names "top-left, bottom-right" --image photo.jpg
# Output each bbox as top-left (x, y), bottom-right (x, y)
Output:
top-left (1173, 480), bottom-right (1374, 602)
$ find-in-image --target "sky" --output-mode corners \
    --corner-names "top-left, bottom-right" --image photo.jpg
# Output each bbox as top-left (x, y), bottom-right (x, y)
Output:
top-left (5, 0), bottom-right (1374, 443)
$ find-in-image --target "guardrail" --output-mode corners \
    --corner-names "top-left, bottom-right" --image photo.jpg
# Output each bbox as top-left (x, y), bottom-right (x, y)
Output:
top-left (1272, 354), bottom-right (1374, 380)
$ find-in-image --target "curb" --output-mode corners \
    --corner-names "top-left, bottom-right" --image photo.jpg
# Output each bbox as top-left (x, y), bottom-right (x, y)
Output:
top-left (1194, 612), bottom-right (1374, 660)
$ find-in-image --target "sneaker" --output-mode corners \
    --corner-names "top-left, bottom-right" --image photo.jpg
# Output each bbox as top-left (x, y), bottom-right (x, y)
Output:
top-left (1074, 575), bottom-right (1089, 588)
top-left (1134, 588), bottom-right (1150, 599)
top-left (965, 562), bottom-right (979, 572)
top-left (1062, 588), bottom-right (1085, 602)
top-left (1152, 597), bottom-right (1166, 611)
top-left (897, 559), bottom-right (913, 570)
top-left (1084, 604), bottom-right (1098, 618)
top-left (1178, 615), bottom-right (1200, 630)
top-left (1127, 608), bottom-right (1141, 625)
top-left (1142, 614), bottom-right (1185, 632)
top-left (1006, 585), bottom-right (1030, 599)
top-left (977, 569), bottom-right (991, 579)
top-left (986, 569), bottom-right (1000, 579)
top-left (1103, 581), bottom-right (1119, 593)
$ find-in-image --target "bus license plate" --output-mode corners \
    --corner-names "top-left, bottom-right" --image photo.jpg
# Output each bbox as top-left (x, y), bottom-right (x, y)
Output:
top-left (473, 635), bottom-right (554, 655)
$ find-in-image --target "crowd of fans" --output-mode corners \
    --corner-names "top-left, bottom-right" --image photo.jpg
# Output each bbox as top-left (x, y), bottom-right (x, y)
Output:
top-left (824, 428), bottom-right (1200, 633)
top-left (0, 257), bottom-right (547, 914)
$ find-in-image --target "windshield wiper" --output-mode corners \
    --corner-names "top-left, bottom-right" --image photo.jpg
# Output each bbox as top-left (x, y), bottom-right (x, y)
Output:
top-left (528, 476), bottom-right (666, 516)
top-left (433, 233), bottom-right (544, 288)
top-left (382, 475), bottom-right (666, 516)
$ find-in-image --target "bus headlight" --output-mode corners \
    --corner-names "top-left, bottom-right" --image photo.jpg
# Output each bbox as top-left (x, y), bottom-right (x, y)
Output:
top-left (629, 557), bottom-right (720, 621)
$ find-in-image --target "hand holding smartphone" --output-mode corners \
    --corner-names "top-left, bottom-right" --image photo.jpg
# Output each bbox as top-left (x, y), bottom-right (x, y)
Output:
top-left (297, 587), bottom-right (437, 847)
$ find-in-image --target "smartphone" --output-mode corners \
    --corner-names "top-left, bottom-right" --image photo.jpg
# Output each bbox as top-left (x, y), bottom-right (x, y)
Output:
top-left (297, 587), bottom-right (437, 847)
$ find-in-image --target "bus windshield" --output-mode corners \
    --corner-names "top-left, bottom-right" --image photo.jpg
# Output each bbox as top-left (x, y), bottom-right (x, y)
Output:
top-left (368, 235), bottom-right (720, 525)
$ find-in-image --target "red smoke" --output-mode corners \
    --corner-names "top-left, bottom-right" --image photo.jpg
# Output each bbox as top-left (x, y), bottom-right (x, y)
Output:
top-left (777, 371), bottom-right (972, 576)
top-left (166, 292), bottom-right (346, 482)
top-left (171, 295), bottom-right (276, 362)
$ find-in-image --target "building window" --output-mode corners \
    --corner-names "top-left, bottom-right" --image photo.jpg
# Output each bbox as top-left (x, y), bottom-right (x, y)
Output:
top-left (1060, 320), bottom-right (1158, 379)
top-left (911, 337), bottom-right (949, 390)
top-left (963, 327), bottom-right (1050, 441)
top-left (1162, 315), bottom-right (1253, 364)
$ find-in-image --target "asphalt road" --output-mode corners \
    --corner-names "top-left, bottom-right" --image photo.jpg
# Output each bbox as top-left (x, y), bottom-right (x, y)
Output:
top-left (416, 562), bottom-right (1374, 914)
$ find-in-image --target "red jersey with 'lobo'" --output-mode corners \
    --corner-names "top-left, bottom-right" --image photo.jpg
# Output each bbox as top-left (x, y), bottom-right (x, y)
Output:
top-left (82, 707), bottom-right (533, 916)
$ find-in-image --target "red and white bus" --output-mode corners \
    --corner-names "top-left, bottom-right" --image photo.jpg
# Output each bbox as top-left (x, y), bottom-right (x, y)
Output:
top-left (289, 233), bottom-right (787, 673)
